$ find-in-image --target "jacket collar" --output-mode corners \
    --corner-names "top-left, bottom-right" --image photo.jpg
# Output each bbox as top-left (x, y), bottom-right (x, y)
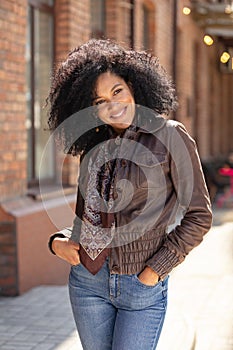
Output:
top-left (137, 107), bottom-right (167, 134)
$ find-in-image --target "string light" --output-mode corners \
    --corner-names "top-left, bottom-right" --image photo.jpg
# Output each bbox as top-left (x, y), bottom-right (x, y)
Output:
top-left (220, 51), bottom-right (231, 64)
top-left (203, 35), bottom-right (214, 46)
top-left (183, 7), bottom-right (191, 15)
top-left (224, 0), bottom-right (233, 14)
top-left (225, 5), bottom-right (232, 14)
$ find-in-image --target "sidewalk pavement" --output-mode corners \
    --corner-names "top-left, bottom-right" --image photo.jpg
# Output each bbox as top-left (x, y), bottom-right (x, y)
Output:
top-left (0, 207), bottom-right (232, 350)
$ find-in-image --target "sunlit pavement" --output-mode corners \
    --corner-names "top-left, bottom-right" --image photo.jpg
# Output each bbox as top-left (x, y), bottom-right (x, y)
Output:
top-left (0, 207), bottom-right (232, 350)
top-left (0, 285), bottom-right (80, 350)
top-left (157, 207), bottom-right (233, 350)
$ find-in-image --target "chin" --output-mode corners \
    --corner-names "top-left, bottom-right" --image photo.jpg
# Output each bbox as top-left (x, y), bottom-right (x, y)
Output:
top-left (112, 122), bottom-right (130, 130)
top-left (112, 116), bottom-right (134, 129)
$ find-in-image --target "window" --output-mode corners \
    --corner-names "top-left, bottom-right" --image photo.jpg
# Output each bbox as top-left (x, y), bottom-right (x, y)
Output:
top-left (91, 0), bottom-right (106, 38)
top-left (26, 0), bottom-right (54, 185)
top-left (142, 2), bottom-right (155, 52)
top-left (143, 5), bottom-right (150, 51)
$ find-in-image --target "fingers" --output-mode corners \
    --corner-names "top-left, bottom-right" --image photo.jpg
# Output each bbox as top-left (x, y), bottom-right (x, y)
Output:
top-left (68, 253), bottom-right (80, 266)
top-left (52, 237), bottom-right (80, 265)
top-left (58, 248), bottom-right (80, 266)
top-left (67, 240), bottom-right (80, 265)
top-left (68, 245), bottom-right (80, 266)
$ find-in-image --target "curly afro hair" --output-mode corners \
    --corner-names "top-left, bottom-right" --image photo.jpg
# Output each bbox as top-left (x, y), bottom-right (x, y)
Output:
top-left (47, 38), bottom-right (178, 155)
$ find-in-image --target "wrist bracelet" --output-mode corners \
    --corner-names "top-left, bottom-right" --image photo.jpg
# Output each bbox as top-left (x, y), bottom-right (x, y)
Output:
top-left (48, 233), bottom-right (66, 255)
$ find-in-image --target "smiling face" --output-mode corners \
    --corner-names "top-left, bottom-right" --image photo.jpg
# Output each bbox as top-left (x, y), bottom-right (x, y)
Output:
top-left (92, 71), bottom-right (135, 133)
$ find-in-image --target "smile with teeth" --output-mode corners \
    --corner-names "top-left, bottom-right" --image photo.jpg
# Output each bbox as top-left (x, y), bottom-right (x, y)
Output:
top-left (110, 106), bottom-right (127, 119)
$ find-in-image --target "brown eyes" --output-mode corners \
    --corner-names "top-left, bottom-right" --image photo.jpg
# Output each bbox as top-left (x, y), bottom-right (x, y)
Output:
top-left (95, 99), bottom-right (105, 106)
top-left (113, 88), bottom-right (123, 95)
top-left (94, 88), bottom-right (123, 105)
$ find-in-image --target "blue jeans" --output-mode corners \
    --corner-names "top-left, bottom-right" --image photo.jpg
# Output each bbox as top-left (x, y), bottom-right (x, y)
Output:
top-left (69, 260), bottom-right (168, 350)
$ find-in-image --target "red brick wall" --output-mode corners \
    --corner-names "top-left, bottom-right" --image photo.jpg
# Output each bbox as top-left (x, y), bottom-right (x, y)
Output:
top-left (55, 0), bottom-right (90, 63)
top-left (0, 0), bottom-right (27, 201)
top-left (118, 0), bottom-right (132, 47)
top-left (154, 0), bottom-right (173, 74)
top-left (105, 0), bottom-right (120, 42)
top-left (173, 0), bottom-right (233, 159)
top-left (0, 208), bottom-right (17, 296)
top-left (133, 0), bottom-right (155, 52)
top-left (0, 0), bottom-right (27, 295)
top-left (54, 0), bottom-right (91, 187)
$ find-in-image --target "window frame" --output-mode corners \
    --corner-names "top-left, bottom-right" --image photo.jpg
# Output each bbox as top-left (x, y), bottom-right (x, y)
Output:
top-left (90, 0), bottom-right (106, 38)
top-left (142, 1), bottom-right (155, 53)
top-left (27, 0), bottom-right (55, 187)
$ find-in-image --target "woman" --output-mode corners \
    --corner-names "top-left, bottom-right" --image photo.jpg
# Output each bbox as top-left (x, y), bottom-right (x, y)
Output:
top-left (47, 39), bottom-right (212, 350)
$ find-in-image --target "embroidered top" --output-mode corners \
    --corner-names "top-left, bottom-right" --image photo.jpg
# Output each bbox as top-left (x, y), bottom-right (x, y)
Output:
top-left (79, 125), bottom-right (138, 272)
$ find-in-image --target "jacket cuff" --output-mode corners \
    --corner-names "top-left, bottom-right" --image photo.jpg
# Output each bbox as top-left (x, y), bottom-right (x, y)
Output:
top-left (146, 246), bottom-right (183, 280)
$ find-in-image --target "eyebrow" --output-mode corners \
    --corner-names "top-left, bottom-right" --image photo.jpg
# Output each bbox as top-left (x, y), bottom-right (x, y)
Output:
top-left (93, 83), bottom-right (123, 101)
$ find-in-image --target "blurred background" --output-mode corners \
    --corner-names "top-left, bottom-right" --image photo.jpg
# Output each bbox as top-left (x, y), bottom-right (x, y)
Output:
top-left (0, 0), bottom-right (233, 297)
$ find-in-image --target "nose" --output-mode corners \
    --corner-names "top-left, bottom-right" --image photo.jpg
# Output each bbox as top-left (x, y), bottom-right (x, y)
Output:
top-left (107, 101), bottom-right (120, 112)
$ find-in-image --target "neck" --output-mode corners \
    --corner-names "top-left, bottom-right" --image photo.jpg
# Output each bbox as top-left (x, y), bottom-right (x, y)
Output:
top-left (113, 127), bottom-right (125, 135)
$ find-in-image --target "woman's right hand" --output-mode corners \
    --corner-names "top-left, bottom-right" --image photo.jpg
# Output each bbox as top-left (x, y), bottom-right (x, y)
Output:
top-left (52, 237), bottom-right (80, 266)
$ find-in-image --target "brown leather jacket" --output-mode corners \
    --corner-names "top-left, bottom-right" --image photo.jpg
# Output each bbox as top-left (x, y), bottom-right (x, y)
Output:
top-left (50, 115), bottom-right (212, 280)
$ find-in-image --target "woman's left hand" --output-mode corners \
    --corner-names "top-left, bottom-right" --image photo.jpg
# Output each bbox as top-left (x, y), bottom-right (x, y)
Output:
top-left (137, 266), bottom-right (160, 286)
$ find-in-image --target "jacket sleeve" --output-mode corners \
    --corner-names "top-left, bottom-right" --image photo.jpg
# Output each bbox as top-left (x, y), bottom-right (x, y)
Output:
top-left (47, 186), bottom-right (84, 254)
top-left (47, 152), bottom-right (87, 255)
top-left (146, 122), bottom-right (213, 279)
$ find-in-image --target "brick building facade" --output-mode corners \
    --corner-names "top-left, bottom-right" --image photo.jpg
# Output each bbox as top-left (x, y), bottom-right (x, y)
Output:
top-left (0, 0), bottom-right (232, 295)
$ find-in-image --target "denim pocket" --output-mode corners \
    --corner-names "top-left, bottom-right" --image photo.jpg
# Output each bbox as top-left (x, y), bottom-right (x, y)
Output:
top-left (69, 262), bottom-right (93, 290)
top-left (70, 263), bottom-right (83, 279)
top-left (71, 262), bottom-right (82, 269)
top-left (121, 274), bottom-right (168, 310)
top-left (133, 274), bottom-right (162, 289)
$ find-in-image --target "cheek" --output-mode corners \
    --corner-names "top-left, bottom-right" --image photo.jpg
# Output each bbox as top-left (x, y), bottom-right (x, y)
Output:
top-left (97, 108), bottom-right (109, 123)
top-left (127, 100), bottom-right (135, 116)
top-left (121, 90), bottom-right (134, 103)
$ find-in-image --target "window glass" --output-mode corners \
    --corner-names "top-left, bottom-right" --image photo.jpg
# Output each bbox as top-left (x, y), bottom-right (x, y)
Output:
top-left (26, 7), bottom-right (33, 180)
top-left (143, 5), bottom-right (150, 51)
top-left (91, 0), bottom-right (105, 38)
top-left (26, 2), bottom-right (54, 183)
top-left (34, 9), bottom-right (54, 179)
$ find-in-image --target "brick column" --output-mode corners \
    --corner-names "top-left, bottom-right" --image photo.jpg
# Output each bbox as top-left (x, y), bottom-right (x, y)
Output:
top-left (0, 208), bottom-right (17, 296)
top-left (54, 0), bottom-right (91, 186)
top-left (0, 0), bottom-right (27, 201)
top-left (0, 0), bottom-right (27, 296)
